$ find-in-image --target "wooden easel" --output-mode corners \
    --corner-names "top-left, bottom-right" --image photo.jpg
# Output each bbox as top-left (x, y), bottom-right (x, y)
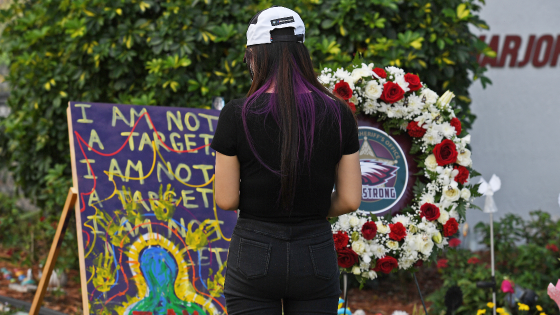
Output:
top-left (28, 188), bottom-right (77, 315)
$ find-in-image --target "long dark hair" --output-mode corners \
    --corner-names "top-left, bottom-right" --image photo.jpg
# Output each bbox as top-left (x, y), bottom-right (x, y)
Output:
top-left (242, 27), bottom-right (344, 211)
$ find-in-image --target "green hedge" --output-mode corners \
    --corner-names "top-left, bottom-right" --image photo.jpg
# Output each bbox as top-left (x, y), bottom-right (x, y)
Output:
top-left (0, 0), bottom-right (491, 212)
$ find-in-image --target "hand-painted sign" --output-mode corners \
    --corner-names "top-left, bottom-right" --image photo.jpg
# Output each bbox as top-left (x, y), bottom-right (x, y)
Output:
top-left (67, 102), bottom-right (235, 315)
top-left (357, 117), bottom-right (418, 216)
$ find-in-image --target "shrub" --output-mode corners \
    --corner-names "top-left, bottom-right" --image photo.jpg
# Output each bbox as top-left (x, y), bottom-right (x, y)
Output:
top-left (0, 0), bottom-right (491, 211)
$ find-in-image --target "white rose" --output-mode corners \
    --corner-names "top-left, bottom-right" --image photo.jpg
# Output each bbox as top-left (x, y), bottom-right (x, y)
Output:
top-left (425, 154), bottom-right (438, 172)
top-left (420, 238), bottom-right (434, 256)
top-left (364, 80), bottom-right (382, 100)
top-left (421, 88), bottom-right (439, 105)
top-left (352, 265), bottom-right (361, 275)
top-left (456, 149), bottom-right (472, 167)
top-left (376, 222), bottom-right (390, 234)
top-left (443, 185), bottom-right (461, 202)
top-left (349, 216), bottom-right (360, 227)
top-left (386, 240), bottom-right (399, 250)
top-left (437, 210), bottom-right (450, 225)
top-left (352, 240), bottom-right (367, 255)
top-left (461, 188), bottom-right (471, 200)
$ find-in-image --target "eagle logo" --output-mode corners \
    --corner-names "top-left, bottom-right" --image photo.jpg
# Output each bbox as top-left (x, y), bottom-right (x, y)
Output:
top-left (360, 160), bottom-right (399, 186)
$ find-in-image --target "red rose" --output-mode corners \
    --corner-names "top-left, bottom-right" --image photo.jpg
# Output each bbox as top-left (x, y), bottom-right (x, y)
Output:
top-left (467, 257), bottom-right (480, 264)
top-left (361, 221), bottom-right (377, 240)
top-left (546, 244), bottom-right (559, 252)
top-left (453, 165), bottom-right (469, 184)
top-left (407, 121), bottom-right (426, 138)
top-left (373, 67), bottom-right (387, 79)
top-left (414, 260), bottom-right (424, 267)
top-left (443, 218), bottom-right (459, 237)
top-left (433, 139), bottom-right (458, 166)
top-left (388, 222), bottom-right (407, 241)
top-left (334, 80), bottom-right (353, 100)
top-left (373, 256), bottom-right (398, 274)
top-left (448, 238), bottom-right (461, 248)
top-left (404, 73), bottom-right (422, 91)
top-left (337, 247), bottom-right (359, 268)
top-left (333, 231), bottom-right (349, 250)
top-left (380, 81), bottom-right (405, 103)
top-left (39, 216), bottom-right (45, 222)
top-left (347, 102), bottom-right (356, 113)
top-left (420, 203), bottom-right (440, 221)
top-left (450, 117), bottom-right (462, 135)
top-left (437, 259), bottom-right (448, 268)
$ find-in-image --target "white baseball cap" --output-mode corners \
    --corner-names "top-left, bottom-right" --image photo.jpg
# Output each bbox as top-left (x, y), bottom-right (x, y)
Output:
top-left (246, 6), bottom-right (305, 46)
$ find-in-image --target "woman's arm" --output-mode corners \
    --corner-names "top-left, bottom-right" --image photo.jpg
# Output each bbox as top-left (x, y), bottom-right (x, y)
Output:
top-left (328, 152), bottom-right (362, 217)
top-left (214, 152), bottom-right (240, 210)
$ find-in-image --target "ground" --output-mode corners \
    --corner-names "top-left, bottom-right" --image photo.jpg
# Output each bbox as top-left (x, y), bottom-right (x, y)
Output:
top-left (0, 256), bottom-right (442, 315)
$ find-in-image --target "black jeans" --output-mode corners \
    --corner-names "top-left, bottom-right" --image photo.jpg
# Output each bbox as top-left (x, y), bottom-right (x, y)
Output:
top-left (224, 218), bottom-right (341, 315)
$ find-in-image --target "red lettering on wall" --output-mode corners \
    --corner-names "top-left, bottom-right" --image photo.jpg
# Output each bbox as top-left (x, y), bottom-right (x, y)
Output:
top-left (517, 35), bottom-right (536, 67)
top-left (532, 35), bottom-right (554, 67)
top-left (498, 35), bottom-right (522, 67)
top-left (479, 35), bottom-right (500, 68)
top-left (550, 35), bottom-right (560, 66)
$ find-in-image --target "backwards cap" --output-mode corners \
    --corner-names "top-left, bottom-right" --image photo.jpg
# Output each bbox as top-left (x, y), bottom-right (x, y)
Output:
top-left (246, 6), bottom-right (305, 46)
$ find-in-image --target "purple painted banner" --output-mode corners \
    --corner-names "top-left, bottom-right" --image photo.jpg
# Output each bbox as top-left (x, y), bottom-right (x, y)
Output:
top-left (68, 102), bottom-right (235, 315)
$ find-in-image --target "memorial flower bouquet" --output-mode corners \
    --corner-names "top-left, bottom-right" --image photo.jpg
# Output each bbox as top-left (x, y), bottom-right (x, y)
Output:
top-left (320, 62), bottom-right (481, 284)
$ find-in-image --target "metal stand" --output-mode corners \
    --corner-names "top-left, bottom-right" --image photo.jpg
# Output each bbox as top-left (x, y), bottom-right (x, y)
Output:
top-left (489, 212), bottom-right (497, 315)
top-left (414, 273), bottom-right (429, 315)
top-left (343, 272), bottom-right (349, 313)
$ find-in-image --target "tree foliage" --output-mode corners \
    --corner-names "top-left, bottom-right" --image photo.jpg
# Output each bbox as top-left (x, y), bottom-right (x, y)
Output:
top-left (0, 0), bottom-right (491, 212)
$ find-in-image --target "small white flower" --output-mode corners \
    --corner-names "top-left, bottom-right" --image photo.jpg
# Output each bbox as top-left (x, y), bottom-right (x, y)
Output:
top-left (457, 149), bottom-right (472, 167)
top-left (352, 265), bottom-right (361, 275)
top-left (391, 311), bottom-right (409, 315)
top-left (367, 270), bottom-right (378, 280)
top-left (424, 154), bottom-right (438, 172)
top-left (361, 254), bottom-right (371, 264)
top-left (423, 127), bottom-right (443, 145)
top-left (394, 75), bottom-right (410, 92)
top-left (370, 242), bottom-right (388, 258)
top-left (349, 215), bottom-right (360, 227)
top-left (363, 100), bottom-right (378, 115)
top-left (449, 209), bottom-right (460, 220)
top-left (461, 188), bottom-right (471, 200)
top-left (385, 66), bottom-right (405, 76)
top-left (392, 214), bottom-right (410, 226)
top-left (439, 122), bottom-right (456, 139)
top-left (338, 215), bottom-right (351, 230)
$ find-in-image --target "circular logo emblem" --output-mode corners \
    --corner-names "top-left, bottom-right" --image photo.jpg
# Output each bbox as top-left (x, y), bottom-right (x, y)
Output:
top-left (358, 126), bottom-right (408, 214)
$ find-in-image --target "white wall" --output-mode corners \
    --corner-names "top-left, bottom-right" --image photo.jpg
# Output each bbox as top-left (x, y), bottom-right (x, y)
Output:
top-left (467, 0), bottom-right (560, 248)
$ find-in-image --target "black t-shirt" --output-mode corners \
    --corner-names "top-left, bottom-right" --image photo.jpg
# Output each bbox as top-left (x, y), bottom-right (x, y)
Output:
top-left (210, 92), bottom-right (359, 223)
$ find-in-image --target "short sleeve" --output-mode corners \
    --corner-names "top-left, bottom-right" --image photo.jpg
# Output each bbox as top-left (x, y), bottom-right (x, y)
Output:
top-left (342, 106), bottom-right (359, 155)
top-left (211, 101), bottom-right (238, 156)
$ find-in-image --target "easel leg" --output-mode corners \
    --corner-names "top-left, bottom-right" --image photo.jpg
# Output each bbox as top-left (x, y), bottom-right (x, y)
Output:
top-left (29, 188), bottom-right (77, 315)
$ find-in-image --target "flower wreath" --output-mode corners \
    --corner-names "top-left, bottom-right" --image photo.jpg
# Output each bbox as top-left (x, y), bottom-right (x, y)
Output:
top-left (318, 62), bottom-right (481, 284)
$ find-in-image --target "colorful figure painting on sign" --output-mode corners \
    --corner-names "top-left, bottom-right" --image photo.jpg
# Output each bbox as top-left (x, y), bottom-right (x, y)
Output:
top-left (69, 102), bottom-right (236, 315)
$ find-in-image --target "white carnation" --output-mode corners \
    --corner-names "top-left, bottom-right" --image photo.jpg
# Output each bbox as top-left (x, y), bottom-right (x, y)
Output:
top-left (364, 80), bottom-right (383, 100)
top-left (392, 214), bottom-right (411, 226)
top-left (338, 215), bottom-right (350, 230)
top-left (318, 73), bottom-right (333, 85)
